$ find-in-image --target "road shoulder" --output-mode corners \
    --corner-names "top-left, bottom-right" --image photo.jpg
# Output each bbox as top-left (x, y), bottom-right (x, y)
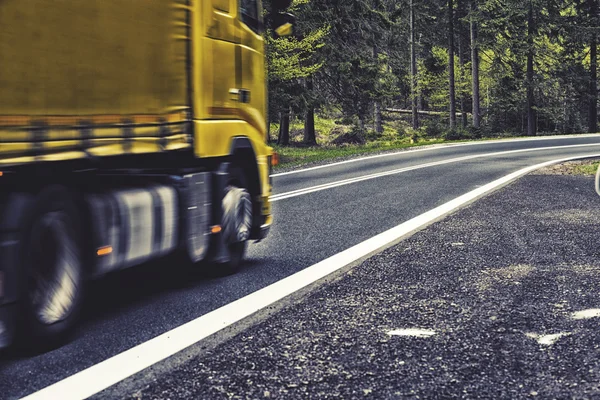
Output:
top-left (127, 166), bottom-right (600, 399)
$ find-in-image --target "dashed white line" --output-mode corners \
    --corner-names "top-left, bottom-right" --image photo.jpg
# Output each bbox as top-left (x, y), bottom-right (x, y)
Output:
top-left (271, 143), bottom-right (600, 202)
top-left (387, 329), bottom-right (436, 338)
top-left (525, 332), bottom-right (572, 346)
top-left (572, 308), bottom-right (600, 320)
top-left (22, 152), bottom-right (600, 400)
top-left (271, 134), bottom-right (600, 178)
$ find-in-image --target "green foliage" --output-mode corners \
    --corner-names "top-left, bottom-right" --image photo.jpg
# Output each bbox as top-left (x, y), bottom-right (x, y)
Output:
top-left (266, 1), bottom-right (329, 120)
top-left (406, 127), bottom-right (425, 143)
top-left (268, 0), bottom-right (600, 146)
top-left (266, 26), bottom-right (328, 82)
top-left (272, 138), bottom-right (448, 170)
top-left (444, 127), bottom-right (473, 140)
top-left (573, 161), bottom-right (600, 176)
top-left (423, 119), bottom-right (446, 138)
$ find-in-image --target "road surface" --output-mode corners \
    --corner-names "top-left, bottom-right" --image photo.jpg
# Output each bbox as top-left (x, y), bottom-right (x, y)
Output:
top-left (2, 135), bottom-right (600, 399)
top-left (123, 163), bottom-right (600, 399)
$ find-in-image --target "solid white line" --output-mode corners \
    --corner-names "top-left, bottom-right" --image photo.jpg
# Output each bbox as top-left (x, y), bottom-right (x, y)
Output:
top-left (21, 152), bottom-right (600, 400)
top-left (271, 143), bottom-right (600, 201)
top-left (387, 329), bottom-right (436, 338)
top-left (271, 134), bottom-right (600, 178)
top-left (271, 155), bottom-right (476, 201)
top-left (595, 163), bottom-right (600, 196)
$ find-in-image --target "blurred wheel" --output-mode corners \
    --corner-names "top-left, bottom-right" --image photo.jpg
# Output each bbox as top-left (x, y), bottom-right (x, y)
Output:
top-left (18, 186), bottom-right (84, 348)
top-left (209, 167), bottom-right (253, 276)
top-left (222, 185), bottom-right (252, 245)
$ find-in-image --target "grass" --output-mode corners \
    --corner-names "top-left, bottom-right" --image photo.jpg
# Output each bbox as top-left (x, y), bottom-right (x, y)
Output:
top-left (269, 114), bottom-right (600, 171)
top-left (573, 161), bottom-right (600, 176)
top-left (271, 139), bottom-right (447, 170)
top-left (270, 114), bottom-right (349, 145)
top-left (536, 159), bottom-right (600, 176)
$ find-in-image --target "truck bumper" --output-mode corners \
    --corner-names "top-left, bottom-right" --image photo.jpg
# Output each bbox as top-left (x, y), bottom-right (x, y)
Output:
top-left (0, 302), bottom-right (16, 349)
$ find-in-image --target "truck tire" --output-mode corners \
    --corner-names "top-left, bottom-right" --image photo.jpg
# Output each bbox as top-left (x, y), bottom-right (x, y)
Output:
top-left (17, 185), bottom-right (85, 349)
top-left (212, 166), bottom-right (253, 276)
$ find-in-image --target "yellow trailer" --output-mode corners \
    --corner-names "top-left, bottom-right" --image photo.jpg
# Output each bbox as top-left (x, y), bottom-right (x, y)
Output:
top-left (0, 0), bottom-right (191, 163)
top-left (0, 0), bottom-right (292, 350)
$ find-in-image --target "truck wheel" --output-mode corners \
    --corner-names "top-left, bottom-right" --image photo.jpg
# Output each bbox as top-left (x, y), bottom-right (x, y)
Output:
top-left (215, 167), bottom-right (253, 275)
top-left (17, 186), bottom-right (85, 349)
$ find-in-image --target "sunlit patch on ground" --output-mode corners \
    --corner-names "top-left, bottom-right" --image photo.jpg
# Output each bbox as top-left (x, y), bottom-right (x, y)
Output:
top-left (472, 264), bottom-right (535, 293)
top-left (530, 209), bottom-right (600, 225)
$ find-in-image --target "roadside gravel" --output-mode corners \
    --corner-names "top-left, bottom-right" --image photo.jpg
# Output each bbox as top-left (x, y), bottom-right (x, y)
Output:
top-left (126, 168), bottom-right (600, 399)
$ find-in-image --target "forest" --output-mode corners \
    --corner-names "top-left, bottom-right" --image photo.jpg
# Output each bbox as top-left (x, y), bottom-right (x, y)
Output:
top-left (266, 0), bottom-right (600, 150)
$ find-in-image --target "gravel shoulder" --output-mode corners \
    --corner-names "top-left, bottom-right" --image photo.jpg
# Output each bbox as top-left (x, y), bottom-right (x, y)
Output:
top-left (125, 166), bottom-right (600, 399)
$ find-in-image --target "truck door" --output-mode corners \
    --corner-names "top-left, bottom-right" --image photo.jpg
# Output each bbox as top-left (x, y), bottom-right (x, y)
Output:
top-left (204, 0), bottom-right (239, 120)
top-left (235, 0), bottom-right (267, 137)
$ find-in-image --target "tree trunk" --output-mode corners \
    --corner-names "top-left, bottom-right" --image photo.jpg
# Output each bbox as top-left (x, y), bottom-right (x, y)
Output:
top-left (410, 0), bottom-right (419, 129)
top-left (304, 78), bottom-right (317, 145)
top-left (373, 46), bottom-right (384, 134)
top-left (278, 109), bottom-right (290, 146)
top-left (589, 0), bottom-right (598, 133)
top-left (457, 0), bottom-right (468, 128)
top-left (470, 1), bottom-right (481, 129)
top-left (358, 116), bottom-right (366, 133)
top-left (448, 0), bottom-right (457, 129)
top-left (304, 108), bottom-right (316, 145)
top-left (526, 1), bottom-right (536, 136)
top-left (374, 102), bottom-right (383, 134)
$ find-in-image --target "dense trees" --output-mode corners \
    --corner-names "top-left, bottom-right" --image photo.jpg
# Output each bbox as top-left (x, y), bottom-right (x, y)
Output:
top-left (268, 0), bottom-right (600, 144)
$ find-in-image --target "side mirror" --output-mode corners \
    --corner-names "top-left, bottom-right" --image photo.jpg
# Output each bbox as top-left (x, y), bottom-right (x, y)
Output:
top-left (271, 0), bottom-right (293, 12)
top-left (273, 12), bottom-right (295, 37)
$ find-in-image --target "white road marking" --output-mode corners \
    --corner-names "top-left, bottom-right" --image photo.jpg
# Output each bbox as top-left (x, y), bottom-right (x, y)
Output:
top-left (271, 143), bottom-right (600, 202)
top-left (596, 163), bottom-right (600, 196)
top-left (21, 152), bottom-right (600, 400)
top-left (271, 134), bottom-right (600, 178)
top-left (572, 308), bottom-right (600, 320)
top-left (387, 329), bottom-right (436, 338)
top-left (525, 332), bottom-right (572, 346)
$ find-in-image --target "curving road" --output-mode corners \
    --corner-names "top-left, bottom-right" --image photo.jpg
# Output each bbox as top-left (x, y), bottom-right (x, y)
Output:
top-left (2, 134), bottom-right (600, 399)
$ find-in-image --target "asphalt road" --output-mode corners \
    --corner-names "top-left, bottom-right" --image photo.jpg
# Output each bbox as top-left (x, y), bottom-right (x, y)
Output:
top-left (2, 135), bottom-right (600, 399)
top-left (126, 169), bottom-right (600, 399)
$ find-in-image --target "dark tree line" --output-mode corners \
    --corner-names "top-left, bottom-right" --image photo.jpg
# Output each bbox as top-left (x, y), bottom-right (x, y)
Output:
top-left (268, 0), bottom-right (600, 145)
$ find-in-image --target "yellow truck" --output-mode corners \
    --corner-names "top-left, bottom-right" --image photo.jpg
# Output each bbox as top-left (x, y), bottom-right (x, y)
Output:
top-left (0, 0), bottom-right (292, 349)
